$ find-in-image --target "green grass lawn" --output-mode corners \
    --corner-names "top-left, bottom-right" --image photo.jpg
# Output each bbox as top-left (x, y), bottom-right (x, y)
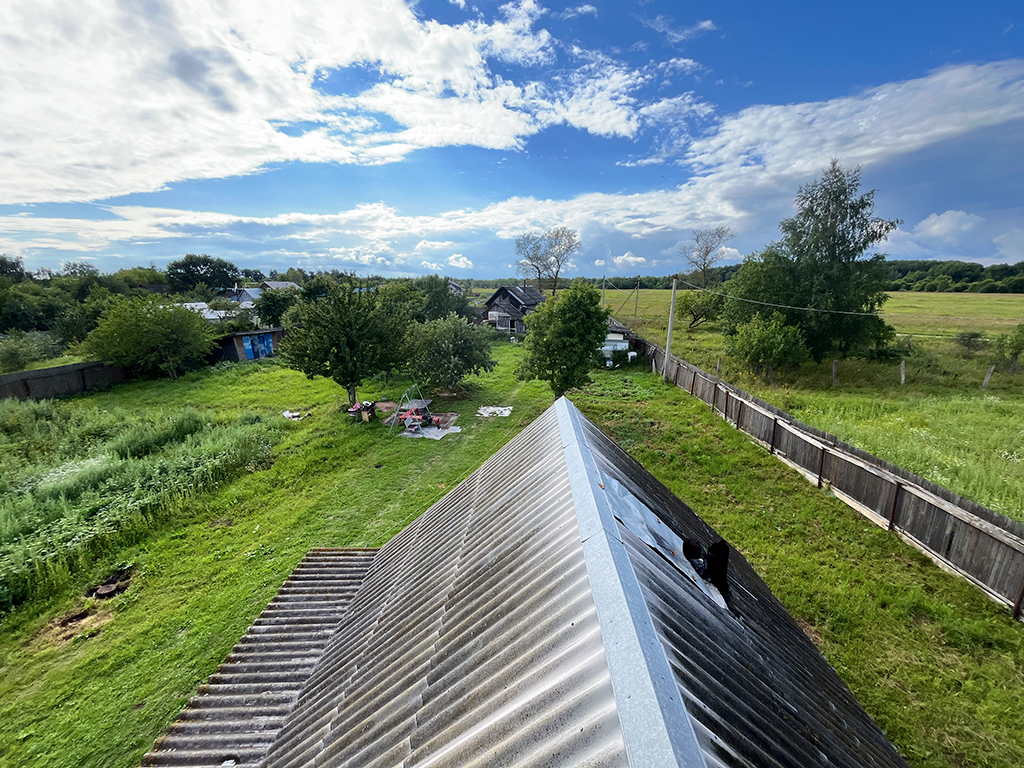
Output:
top-left (1, 350), bottom-right (1023, 768)
top-left (574, 370), bottom-right (1024, 768)
top-left (881, 292), bottom-right (1024, 337)
top-left (0, 346), bottom-right (553, 768)
top-left (614, 289), bottom-right (1024, 523)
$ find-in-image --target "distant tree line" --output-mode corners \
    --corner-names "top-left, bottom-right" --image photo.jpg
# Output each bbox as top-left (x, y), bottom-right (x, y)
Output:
top-left (885, 260), bottom-right (1024, 293)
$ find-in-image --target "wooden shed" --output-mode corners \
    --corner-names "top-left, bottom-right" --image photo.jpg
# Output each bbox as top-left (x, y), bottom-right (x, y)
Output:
top-left (214, 328), bottom-right (284, 362)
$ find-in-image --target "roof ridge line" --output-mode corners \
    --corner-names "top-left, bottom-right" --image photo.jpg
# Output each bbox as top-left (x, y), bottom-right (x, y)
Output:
top-left (554, 396), bottom-right (707, 768)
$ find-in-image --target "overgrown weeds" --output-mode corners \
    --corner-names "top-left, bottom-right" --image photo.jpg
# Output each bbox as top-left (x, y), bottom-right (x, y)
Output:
top-left (0, 400), bottom-right (280, 612)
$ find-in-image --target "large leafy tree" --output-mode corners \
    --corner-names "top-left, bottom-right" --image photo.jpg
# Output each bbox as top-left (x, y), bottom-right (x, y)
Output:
top-left (517, 280), bottom-right (609, 397)
top-left (724, 160), bottom-right (900, 361)
top-left (83, 296), bottom-right (216, 379)
top-left (253, 287), bottom-right (299, 327)
top-left (281, 278), bottom-right (410, 407)
top-left (411, 274), bottom-right (473, 321)
top-left (167, 254), bottom-right (241, 293)
top-left (404, 313), bottom-right (497, 392)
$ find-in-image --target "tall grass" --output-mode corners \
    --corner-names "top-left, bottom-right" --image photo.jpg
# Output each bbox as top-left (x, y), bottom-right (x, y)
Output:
top-left (0, 400), bottom-right (280, 613)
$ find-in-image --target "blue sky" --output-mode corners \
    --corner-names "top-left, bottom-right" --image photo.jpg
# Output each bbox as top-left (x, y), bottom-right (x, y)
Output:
top-left (1, 0), bottom-right (1022, 278)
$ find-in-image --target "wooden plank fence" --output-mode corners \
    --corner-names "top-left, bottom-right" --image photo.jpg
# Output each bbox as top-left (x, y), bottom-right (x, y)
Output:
top-left (635, 337), bottom-right (1024, 620)
top-left (0, 361), bottom-right (129, 401)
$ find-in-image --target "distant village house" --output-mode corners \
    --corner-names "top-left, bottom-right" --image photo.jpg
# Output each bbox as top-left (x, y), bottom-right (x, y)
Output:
top-left (481, 285), bottom-right (545, 335)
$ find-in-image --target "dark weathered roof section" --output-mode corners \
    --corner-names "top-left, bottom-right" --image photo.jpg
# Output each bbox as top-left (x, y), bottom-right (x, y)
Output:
top-left (141, 548), bottom-right (377, 768)
top-left (577, 414), bottom-right (908, 768)
top-left (483, 285), bottom-right (546, 311)
top-left (264, 406), bottom-right (627, 768)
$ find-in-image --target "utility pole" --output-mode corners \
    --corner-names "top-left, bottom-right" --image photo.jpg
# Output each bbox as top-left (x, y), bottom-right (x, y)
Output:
top-left (634, 275), bottom-right (640, 318)
top-left (601, 275), bottom-right (606, 310)
top-left (664, 277), bottom-right (678, 382)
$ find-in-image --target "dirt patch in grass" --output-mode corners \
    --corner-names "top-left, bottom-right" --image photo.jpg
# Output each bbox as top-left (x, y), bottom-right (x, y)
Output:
top-left (796, 617), bottom-right (823, 647)
top-left (37, 606), bottom-right (114, 646)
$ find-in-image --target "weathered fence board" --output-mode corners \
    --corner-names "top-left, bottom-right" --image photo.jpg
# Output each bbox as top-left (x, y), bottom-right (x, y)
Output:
top-left (632, 335), bottom-right (1024, 619)
top-left (0, 362), bottom-right (128, 401)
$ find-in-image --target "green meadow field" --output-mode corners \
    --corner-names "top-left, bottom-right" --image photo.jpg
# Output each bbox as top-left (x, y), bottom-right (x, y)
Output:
top-left (0, 341), bottom-right (1022, 768)
top-left (614, 289), bottom-right (1024, 522)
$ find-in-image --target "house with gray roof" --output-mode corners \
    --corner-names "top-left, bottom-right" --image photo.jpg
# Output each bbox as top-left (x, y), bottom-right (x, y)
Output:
top-left (481, 284), bottom-right (546, 335)
top-left (260, 281), bottom-right (302, 292)
top-left (142, 398), bottom-right (908, 768)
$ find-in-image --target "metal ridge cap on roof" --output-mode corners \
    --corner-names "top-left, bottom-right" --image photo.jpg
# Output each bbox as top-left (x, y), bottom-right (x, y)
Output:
top-left (554, 397), bottom-right (706, 768)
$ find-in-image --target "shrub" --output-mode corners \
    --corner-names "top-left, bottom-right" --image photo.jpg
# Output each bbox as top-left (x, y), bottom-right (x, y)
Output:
top-left (404, 313), bottom-right (497, 392)
top-left (727, 313), bottom-right (809, 377)
top-left (954, 331), bottom-right (987, 356)
top-left (83, 296), bottom-right (216, 379)
top-left (0, 331), bottom-right (64, 373)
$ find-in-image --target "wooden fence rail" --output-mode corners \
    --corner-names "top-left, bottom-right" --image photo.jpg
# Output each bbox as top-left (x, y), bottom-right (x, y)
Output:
top-left (634, 337), bottom-right (1024, 619)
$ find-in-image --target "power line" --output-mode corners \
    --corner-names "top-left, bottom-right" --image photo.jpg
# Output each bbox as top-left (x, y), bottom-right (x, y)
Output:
top-left (675, 278), bottom-right (882, 317)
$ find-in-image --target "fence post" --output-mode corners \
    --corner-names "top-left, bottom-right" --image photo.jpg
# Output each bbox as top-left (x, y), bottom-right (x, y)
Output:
top-left (888, 482), bottom-right (902, 531)
top-left (711, 382), bottom-right (718, 412)
top-left (736, 399), bottom-right (744, 430)
top-left (664, 278), bottom-right (677, 382)
top-left (982, 364), bottom-right (995, 389)
top-left (900, 359), bottom-right (906, 386)
top-left (769, 417), bottom-right (778, 454)
top-left (816, 445), bottom-right (827, 488)
top-left (716, 357), bottom-right (722, 376)
top-left (1013, 575), bottom-right (1024, 621)
top-left (723, 389), bottom-right (730, 421)
top-left (689, 371), bottom-right (697, 395)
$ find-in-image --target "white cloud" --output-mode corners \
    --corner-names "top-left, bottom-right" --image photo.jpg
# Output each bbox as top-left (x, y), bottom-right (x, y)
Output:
top-left (994, 229), bottom-right (1024, 261)
top-left (447, 253), bottom-right (473, 268)
top-left (594, 258), bottom-right (606, 266)
top-left (559, 5), bottom-right (598, 20)
top-left (414, 239), bottom-right (456, 251)
top-left (913, 210), bottom-right (984, 242)
top-left (686, 61), bottom-right (1024, 182)
top-left (4, 61), bottom-right (1024, 271)
top-left (638, 16), bottom-right (717, 45)
top-left (421, 260), bottom-right (443, 270)
top-left (614, 251), bottom-right (646, 267)
top-left (718, 246), bottom-right (741, 261)
top-left (0, 0), bottom-right (661, 204)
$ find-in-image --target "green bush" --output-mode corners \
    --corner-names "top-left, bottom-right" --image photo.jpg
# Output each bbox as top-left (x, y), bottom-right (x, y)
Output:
top-left (727, 313), bottom-right (809, 377)
top-left (84, 296), bottom-right (216, 379)
top-left (0, 331), bottom-right (65, 373)
top-left (404, 313), bottom-right (497, 392)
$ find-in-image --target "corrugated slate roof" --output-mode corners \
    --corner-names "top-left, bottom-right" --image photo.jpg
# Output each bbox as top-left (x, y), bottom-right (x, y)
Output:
top-left (146, 399), bottom-right (909, 768)
top-left (141, 548), bottom-right (376, 768)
